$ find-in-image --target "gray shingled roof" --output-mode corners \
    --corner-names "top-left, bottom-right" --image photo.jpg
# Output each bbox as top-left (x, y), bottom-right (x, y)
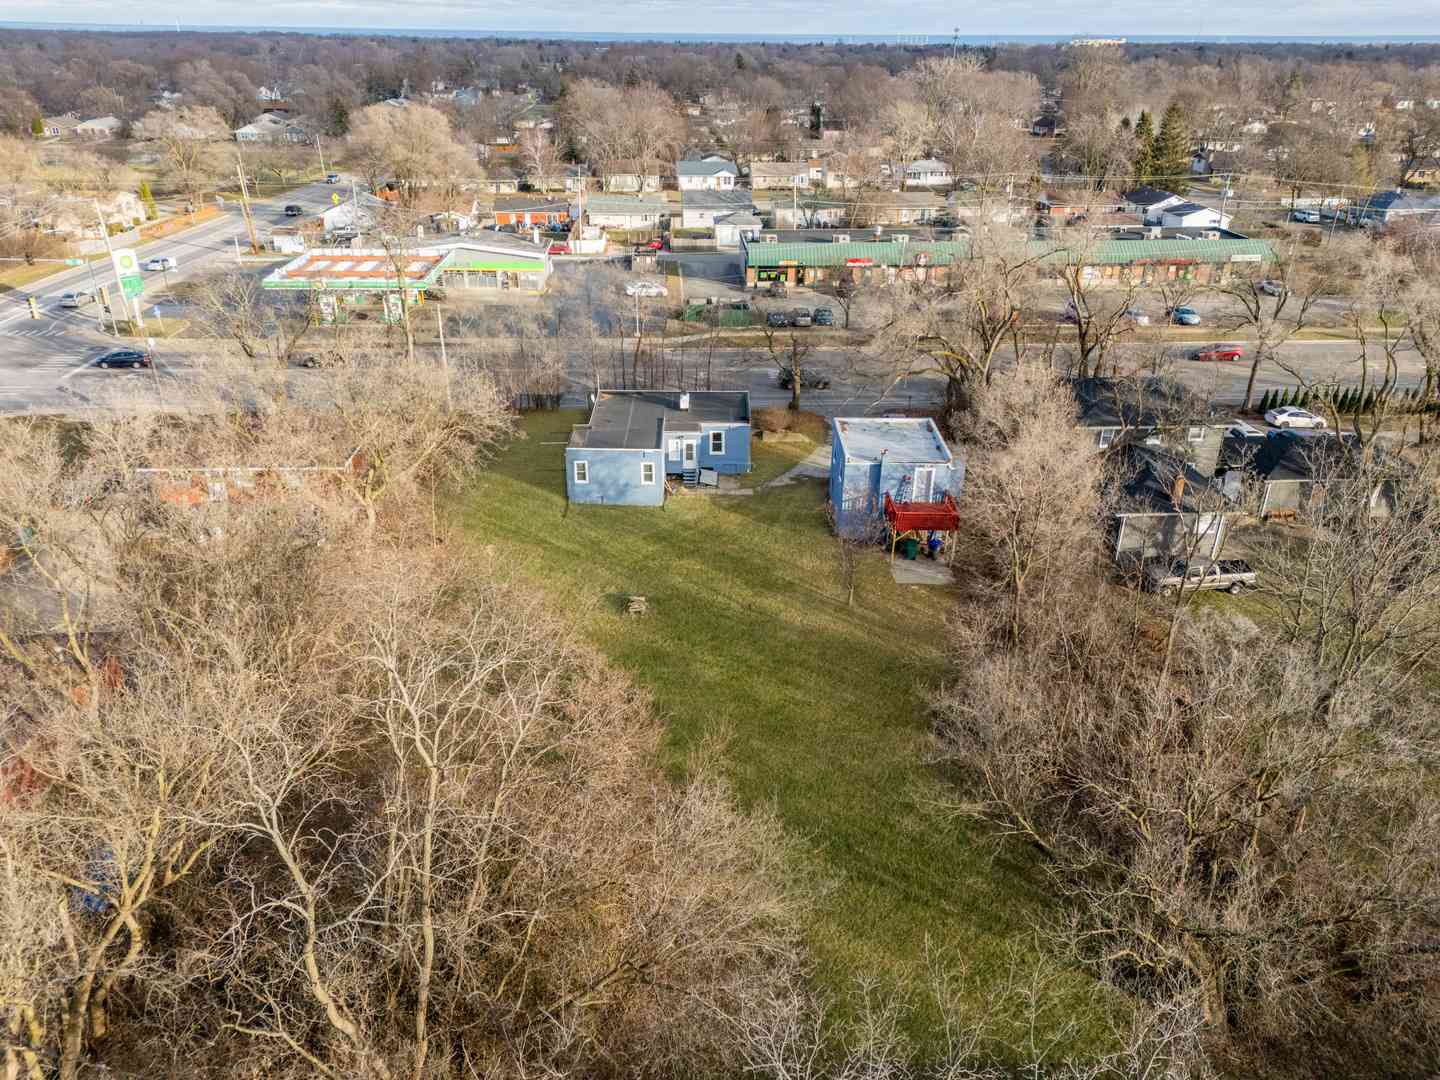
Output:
top-left (578, 391), bottom-right (750, 450)
top-left (677, 158), bottom-right (738, 177)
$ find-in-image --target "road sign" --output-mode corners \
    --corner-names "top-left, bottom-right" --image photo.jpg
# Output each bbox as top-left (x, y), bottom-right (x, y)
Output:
top-left (111, 248), bottom-right (145, 300)
top-left (331, 192), bottom-right (341, 205)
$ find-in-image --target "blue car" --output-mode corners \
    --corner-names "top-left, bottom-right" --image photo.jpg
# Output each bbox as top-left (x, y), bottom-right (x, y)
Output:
top-left (1170, 305), bottom-right (1202, 326)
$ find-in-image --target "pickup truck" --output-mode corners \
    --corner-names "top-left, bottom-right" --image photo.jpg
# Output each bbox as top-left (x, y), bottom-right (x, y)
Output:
top-left (1144, 559), bottom-right (1257, 596)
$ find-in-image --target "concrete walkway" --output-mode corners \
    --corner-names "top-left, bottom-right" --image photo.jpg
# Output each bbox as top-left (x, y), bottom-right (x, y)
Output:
top-left (763, 441), bottom-right (831, 488)
top-left (889, 557), bottom-right (955, 586)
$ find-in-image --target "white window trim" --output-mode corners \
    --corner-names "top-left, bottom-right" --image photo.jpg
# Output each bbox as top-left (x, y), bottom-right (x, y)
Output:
top-left (1187, 425), bottom-right (1205, 443)
top-left (573, 460), bottom-right (589, 485)
top-left (640, 461), bottom-right (656, 485)
top-left (1097, 428), bottom-right (1116, 448)
top-left (709, 430), bottom-right (725, 455)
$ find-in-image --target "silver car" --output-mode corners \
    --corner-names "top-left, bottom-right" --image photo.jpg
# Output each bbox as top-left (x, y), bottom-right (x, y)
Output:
top-left (60, 290), bottom-right (95, 308)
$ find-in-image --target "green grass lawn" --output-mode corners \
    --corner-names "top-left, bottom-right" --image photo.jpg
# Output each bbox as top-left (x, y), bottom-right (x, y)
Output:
top-left (458, 410), bottom-right (1106, 1056)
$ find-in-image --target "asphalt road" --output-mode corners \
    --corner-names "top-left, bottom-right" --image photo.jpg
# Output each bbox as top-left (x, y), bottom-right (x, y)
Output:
top-left (0, 179), bottom-right (340, 412)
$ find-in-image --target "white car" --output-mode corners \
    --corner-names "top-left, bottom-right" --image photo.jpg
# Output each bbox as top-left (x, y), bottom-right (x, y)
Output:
top-left (1226, 420), bottom-right (1267, 440)
top-left (1258, 279), bottom-right (1286, 297)
top-left (1123, 308), bottom-right (1151, 326)
top-left (624, 280), bottom-right (667, 298)
top-left (142, 256), bottom-right (178, 272)
top-left (1264, 405), bottom-right (1328, 430)
top-left (59, 290), bottom-right (95, 308)
top-left (1291, 209), bottom-right (1321, 224)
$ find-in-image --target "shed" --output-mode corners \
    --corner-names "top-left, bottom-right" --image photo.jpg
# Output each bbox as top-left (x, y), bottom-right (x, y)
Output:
top-left (566, 391), bottom-right (752, 506)
top-left (828, 417), bottom-right (964, 534)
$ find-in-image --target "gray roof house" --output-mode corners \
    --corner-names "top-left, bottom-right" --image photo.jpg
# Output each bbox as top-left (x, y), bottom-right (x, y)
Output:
top-left (1121, 186), bottom-right (1187, 223)
top-left (1250, 431), bottom-right (1400, 518)
top-left (565, 391), bottom-right (752, 505)
top-left (680, 190), bottom-right (758, 230)
top-left (1110, 443), bottom-right (1238, 562)
top-left (676, 158), bottom-right (739, 190)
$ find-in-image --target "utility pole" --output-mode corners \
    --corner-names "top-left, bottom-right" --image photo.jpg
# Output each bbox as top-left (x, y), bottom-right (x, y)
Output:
top-left (84, 255), bottom-right (113, 335)
top-left (235, 158), bottom-right (260, 254)
top-left (315, 135), bottom-right (327, 176)
top-left (436, 306), bottom-right (452, 411)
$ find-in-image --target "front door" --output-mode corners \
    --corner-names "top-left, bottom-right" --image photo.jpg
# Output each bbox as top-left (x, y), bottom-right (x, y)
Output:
top-left (683, 438), bottom-right (697, 467)
top-left (912, 467), bottom-right (936, 502)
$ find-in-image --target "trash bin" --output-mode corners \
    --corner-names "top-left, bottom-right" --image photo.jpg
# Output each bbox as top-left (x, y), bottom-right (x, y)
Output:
top-left (900, 538), bottom-right (920, 560)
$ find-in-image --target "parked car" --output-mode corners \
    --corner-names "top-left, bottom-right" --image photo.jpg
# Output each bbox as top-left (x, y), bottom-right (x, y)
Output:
top-left (1062, 298), bottom-right (1081, 323)
top-left (1291, 209), bottom-right (1321, 224)
top-left (1258, 279), bottom-right (1286, 296)
top-left (284, 204), bottom-right (304, 217)
top-left (1144, 559), bottom-right (1258, 596)
top-left (293, 350), bottom-right (343, 369)
top-left (777, 365), bottom-right (831, 390)
top-left (1191, 344), bottom-right (1245, 362)
top-left (1123, 307), bottom-right (1151, 326)
top-left (95, 348), bottom-right (152, 369)
top-left (624, 280), bottom-right (667, 298)
top-left (325, 173), bottom-right (340, 184)
top-left (1169, 305), bottom-right (1202, 326)
top-left (547, 242), bottom-right (570, 255)
top-left (59, 290), bottom-right (94, 308)
top-left (812, 306), bottom-right (836, 326)
top-left (764, 281), bottom-right (788, 299)
top-left (789, 308), bottom-right (813, 327)
top-left (766, 311), bottom-right (789, 328)
top-left (640, 237), bottom-right (664, 251)
top-left (1226, 420), bottom-right (1267, 440)
top-left (142, 256), bottom-right (177, 272)
top-left (1264, 405), bottom-right (1328, 429)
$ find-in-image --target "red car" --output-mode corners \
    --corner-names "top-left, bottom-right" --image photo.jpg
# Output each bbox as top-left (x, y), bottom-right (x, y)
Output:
top-left (644, 237), bottom-right (664, 250)
top-left (547, 242), bottom-right (571, 255)
top-left (1191, 345), bottom-right (1245, 362)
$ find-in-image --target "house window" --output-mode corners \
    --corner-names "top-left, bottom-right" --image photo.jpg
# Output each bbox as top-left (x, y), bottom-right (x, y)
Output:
top-left (573, 460), bottom-right (589, 484)
top-left (1097, 429), bottom-right (1116, 448)
top-left (709, 430), bottom-right (725, 455)
top-left (1187, 425), bottom-right (1205, 443)
top-left (641, 461), bottom-right (656, 485)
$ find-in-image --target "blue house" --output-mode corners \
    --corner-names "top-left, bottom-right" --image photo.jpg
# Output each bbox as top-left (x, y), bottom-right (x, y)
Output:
top-left (828, 417), bottom-right (964, 532)
top-left (565, 390), bottom-right (751, 506)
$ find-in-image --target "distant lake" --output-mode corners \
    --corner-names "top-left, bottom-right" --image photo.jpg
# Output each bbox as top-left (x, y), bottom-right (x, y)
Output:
top-left (1, 22), bottom-right (1437, 44)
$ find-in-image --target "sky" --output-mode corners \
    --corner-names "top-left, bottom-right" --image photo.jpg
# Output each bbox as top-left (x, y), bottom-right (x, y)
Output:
top-left (2, 0), bottom-right (1438, 39)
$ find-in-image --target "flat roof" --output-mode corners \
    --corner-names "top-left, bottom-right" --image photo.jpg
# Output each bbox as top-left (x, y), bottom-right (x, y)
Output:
top-left (265, 248), bottom-right (443, 288)
top-left (833, 417), bottom-right (952, 465)
top-left (576, 390), bottom-right (750, 450)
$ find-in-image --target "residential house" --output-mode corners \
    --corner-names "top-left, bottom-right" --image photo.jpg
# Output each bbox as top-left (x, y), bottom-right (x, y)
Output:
top-left (476, 166), bottom-right (522, 195)
top-left (770, 197), bottom-right (847, 229)
top-left (1031, 115), bottom-right (1059, 137)
top-left (676, 157), bottom-right (739, 191)
top-left (1036, 191), bottom-right (1126, 220)
top-left (1121, 186), bottom-right (1187, 223)
top-left (42, 192), bottom-right (144, 238)
top-left (714, 211), bottom-right (763, 249)
top-left (319, 192), bottom-right (389, 238)
top-left (233, 112), bottom-right (309, 143)
top-left (490, 196), bottom-right (570, 228)
top-left (1250, 431), bottom-right (1399, 518)
top-left (827, 417), bottom-right (964, 535)
top-left (75, 116), bottom-right (124, 139)
top-left (578, 194), bottom-right (669, 231)
top-left (39, 114), bottom-right (81, 139)
top-left (602, 159), bottom-right (664, 193)
top-left (565, 391), bottom-right (752, 506)
top-left (861, 190), bottom-right (946, 225)
top-left (1071, 377), bottom-right (1236, 560)
top-left (1354, 189), bottom-right (1440, 226)
top-left (903, 158), bottom-right (954, 188)
top-left (562, 164), bottom-right (592, 193)
top-left (680, 190), bottom-right (757, 230)
top-left (749, 161), bottom-right (811, 191)
top-left (1158, 202), bottom-right (1233, 229)
top-left (1109, 443), bottom-right (1238, 561)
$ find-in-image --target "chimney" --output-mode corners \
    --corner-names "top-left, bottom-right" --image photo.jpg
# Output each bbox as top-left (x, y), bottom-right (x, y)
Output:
top-left (1170, 473), bottom-right (1186, 510)
top-left (679, 393), bottom-right (690, 411)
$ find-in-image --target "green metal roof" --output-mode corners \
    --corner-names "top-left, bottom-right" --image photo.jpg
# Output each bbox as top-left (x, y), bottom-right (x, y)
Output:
top-left (744, 240), bottom-right (971, 268)
top-left (1026, 238), bottom-right (1276, 265)
top-left (743, 236), bottom-right (1275, 270)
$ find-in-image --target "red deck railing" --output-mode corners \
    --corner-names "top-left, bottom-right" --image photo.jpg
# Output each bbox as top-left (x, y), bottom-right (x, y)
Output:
top-left (883, 491), bottom-right (959, 533)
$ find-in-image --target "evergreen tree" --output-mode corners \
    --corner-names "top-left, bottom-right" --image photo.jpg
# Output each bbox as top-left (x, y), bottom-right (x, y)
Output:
top-left (30, 115), bottom-right (43, 136)
top-left (734, 51), bottom-right (747, 71)
top-left (1132, 111), bottom-right (1156, 185)
top-left (1154, 103), bottom-right (1192, 193)
top-left (327, 97), bottom-right (350, 137)
top-left (138, 180), bottom-right (158, 221)
top-left (1259, 389), bottom-right (1273, 412)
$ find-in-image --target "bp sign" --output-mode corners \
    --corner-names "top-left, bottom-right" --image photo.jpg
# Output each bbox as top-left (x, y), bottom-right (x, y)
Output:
top-left (111, 248), bottom-right (145, 299)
